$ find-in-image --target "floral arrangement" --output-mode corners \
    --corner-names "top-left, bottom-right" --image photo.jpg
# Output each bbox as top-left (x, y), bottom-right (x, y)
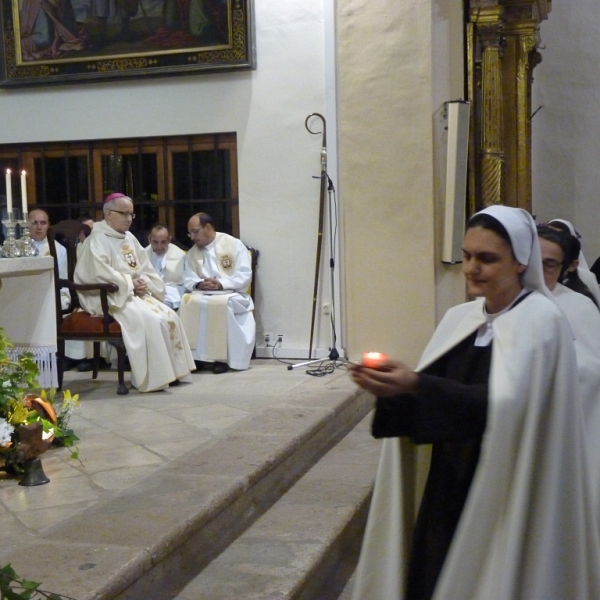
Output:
top-left (0, 328), bottom-right (80, 473)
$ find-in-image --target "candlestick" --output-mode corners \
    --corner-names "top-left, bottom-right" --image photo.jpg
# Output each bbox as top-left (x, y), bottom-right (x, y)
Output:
top-left (5, 169), bottom-right (12, 216)
top-left (0, 218), bottom-right (20, 258)
top-left (361, 352), bottom-right (388, 369)
top-left (16, 218), bottom-right (38, 257)
top-left (20, 170), bottom-right (27, 214)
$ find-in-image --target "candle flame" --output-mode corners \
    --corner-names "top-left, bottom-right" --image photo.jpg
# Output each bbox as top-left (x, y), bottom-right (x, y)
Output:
top-left (6, 169), bottom-right (10, 174)
top-left (21, 170), bottom-right (25, 175)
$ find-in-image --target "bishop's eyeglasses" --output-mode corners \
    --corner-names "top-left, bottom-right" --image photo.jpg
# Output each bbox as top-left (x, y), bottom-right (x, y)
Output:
top-left (110, 209), bottom-right (136, 219)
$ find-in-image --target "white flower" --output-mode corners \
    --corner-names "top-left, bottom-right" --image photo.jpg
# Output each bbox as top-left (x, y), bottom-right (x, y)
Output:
top-left (2, 379), bottom-right (11, 388)
top-left (0, 417), bottom-right (14, 445)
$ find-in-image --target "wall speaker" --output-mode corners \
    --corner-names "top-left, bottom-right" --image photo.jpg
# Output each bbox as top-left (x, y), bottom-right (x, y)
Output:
top-left (442, 100), bottom-right (470, 264)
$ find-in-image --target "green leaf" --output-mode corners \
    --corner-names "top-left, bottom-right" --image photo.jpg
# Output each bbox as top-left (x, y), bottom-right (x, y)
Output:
top-left (3, 589), bottom-right (29, 600)
top-left (20, 579), bottom-right (40, 591)
top-left (0, 564), bottom-right (17, 579)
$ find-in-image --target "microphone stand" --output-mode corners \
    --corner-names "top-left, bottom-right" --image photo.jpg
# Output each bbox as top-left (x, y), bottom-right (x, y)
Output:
top-left (288, 176), bottom-right (346, 372)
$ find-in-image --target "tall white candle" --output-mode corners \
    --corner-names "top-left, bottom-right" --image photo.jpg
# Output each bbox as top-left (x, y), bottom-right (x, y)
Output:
top-left (20, 170), bottom-right (27, 215)
top-left (5, 169), bottom-right (12, 215)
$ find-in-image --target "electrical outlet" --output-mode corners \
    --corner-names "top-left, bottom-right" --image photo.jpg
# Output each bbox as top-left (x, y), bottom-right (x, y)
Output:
top-left (264, 333), bottom-right (272, 346)
top-left (323, 303), bottom-right (331, 316)
top-left (277, 334), bottom-right (284, 344)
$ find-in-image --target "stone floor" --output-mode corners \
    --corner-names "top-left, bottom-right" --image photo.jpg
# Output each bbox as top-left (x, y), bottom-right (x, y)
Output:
top-left (0, 359), bottom-right (361, 550)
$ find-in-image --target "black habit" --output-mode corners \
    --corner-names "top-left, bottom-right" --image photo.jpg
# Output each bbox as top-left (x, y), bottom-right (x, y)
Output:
top-left (372, 331), bottom-right (491, 600)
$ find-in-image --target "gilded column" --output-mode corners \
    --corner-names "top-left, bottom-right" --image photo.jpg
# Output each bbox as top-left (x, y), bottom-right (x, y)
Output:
top-left (515, 30), bottom-right (538, 209)
top-left (466, 22), bottom-right (478, 217)
top-left (478, 21), bottom-right (504, 207)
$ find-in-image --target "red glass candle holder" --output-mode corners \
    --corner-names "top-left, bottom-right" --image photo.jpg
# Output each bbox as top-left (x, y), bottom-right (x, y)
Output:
top-left (361, 352), bottom-right (388, 369)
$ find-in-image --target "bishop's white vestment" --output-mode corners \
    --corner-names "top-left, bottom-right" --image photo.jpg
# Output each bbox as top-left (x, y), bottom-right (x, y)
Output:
top-left (352, 292), bottom-right (600, 600)
top-left (144, 243), bottom-right (187, 310)
top-left (74, 220), bottom-right (195, 392)
top-left (179, 233), bottom-right (255, 370)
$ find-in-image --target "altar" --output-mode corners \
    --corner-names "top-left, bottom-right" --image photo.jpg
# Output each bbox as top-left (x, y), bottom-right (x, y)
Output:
top-left (0, 256), bottom-right (57, 387)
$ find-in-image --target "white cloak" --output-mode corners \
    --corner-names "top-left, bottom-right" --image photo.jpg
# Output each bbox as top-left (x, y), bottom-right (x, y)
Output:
top-left (552, 283), bottom-right (600, 526)
top-left (180, 233), bottom-right (255, 370)
top-left (74, 220), bottom-right (195, 392)
top-left (144, 243), bottom-right (187, 310)
top-left (352, 291), bottom-right (600, 600)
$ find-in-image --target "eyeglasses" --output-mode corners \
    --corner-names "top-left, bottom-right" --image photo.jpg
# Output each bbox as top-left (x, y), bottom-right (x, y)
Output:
top-left (110, 210), bottom-right (135, 219)
top-left (188, 227), bottom-right (203, 238)
top-left (542, 259), bottom-right (562, 272)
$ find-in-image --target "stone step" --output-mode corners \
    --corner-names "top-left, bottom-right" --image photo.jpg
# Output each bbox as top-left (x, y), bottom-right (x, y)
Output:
top-left (2, 383), bottom-right (374, 600)
top-left (167, 414), bottom-right (379, 600)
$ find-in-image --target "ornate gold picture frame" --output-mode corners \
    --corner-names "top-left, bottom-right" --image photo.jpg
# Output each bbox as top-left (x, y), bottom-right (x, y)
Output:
top-left (0, 0), bottom-right (254, 86)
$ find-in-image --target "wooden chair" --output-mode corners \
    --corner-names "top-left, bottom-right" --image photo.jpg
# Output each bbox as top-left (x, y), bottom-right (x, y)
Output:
top-left (244, 245), bottom-right (259, 358)
top-left (48, 222), bottom-right (129, 395)
top-left (51, 219), bottom-right (91, 280)
top-left (244, 245), bottom-right (259, 303)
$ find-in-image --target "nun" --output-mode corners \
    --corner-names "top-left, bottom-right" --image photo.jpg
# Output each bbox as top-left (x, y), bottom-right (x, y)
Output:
top-left (548, 218), bottom-right (600, 307)
top-left (538, 224), bottom-right (600, 531)
top-left (350, 205), bottom-right (600, 600)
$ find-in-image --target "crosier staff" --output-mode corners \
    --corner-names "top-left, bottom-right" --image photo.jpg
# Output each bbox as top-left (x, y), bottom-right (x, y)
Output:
top-left (304, 112), bottom-right (327, 359)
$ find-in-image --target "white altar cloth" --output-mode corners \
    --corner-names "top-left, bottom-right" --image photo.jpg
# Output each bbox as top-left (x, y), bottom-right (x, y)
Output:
top-left (0, 256), bottom-right (58, 388)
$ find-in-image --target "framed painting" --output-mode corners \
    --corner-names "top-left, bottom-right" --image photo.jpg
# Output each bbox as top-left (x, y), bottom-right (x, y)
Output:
top-left (0, 0), bottom-right (255, 86)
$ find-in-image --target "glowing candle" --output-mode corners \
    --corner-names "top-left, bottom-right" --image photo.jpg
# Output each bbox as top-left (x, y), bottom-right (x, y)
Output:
top-left (20, 170), bottom-right (27, 215)
top-left (5, 169), bottom-right (12, 215)
top-left (361, 351), bottom-right (388, 369)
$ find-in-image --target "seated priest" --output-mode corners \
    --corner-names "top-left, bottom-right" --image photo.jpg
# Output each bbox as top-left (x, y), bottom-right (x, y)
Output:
top-left (74, 193), bottom-right (196, 392)
top-left (179, 212), bottom-right (255, 374)
top-left (144, 224), bottom-right (187, 310)
top-left (29, 208), bottom-right (70, 310)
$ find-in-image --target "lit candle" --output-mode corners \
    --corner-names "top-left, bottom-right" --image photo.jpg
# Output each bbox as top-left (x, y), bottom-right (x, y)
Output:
top-left (20, 170), bottom-right (27, 215)
top-left (5, 169), bottom-right (12, 215)
top-left (361, 351), bottom-right (388, 369)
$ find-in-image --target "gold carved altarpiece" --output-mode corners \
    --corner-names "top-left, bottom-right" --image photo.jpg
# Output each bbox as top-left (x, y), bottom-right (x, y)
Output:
top-left (466, 0), bottom-right (550, 215)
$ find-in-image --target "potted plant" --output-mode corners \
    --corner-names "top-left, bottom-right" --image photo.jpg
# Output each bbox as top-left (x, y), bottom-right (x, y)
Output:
top-left (0, 328), bottom-right (79, 485)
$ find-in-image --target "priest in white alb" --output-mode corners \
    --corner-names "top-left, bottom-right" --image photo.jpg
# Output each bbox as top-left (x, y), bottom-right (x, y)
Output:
top-left (74, 193), bottom-right (196, 392)
top-left (179, 212), bottom-right (255, 374)
top-left (29, 208), bottom-right (70, 310)
top-left (144, 224), bottom-right (187, 310)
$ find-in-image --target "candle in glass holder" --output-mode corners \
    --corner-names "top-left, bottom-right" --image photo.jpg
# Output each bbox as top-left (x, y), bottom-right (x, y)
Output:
top-left (362, 351), bottom-right (388, 369)
top-left (20, 170), bottom-right (27, 214)
top-left (5, 169), bottom-right (12, 215)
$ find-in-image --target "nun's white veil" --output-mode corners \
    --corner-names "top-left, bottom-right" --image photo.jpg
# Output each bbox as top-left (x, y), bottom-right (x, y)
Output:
top-left (549, 218), bottom-right (590, 269)
top-left (474, 205), bottom-right (554, 302)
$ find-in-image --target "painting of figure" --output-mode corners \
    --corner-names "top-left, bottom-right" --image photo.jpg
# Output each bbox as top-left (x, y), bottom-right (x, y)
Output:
top-left (20, 0), bottom-right (90, 60)
top-left (0, 0), bottom-right (254, 85)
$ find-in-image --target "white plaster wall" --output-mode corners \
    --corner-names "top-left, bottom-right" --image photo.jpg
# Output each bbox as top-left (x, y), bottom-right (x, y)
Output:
top-left (0, 0), bottom-right (334, 356)
top-left (532, 0), bottom-right (600, 264)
